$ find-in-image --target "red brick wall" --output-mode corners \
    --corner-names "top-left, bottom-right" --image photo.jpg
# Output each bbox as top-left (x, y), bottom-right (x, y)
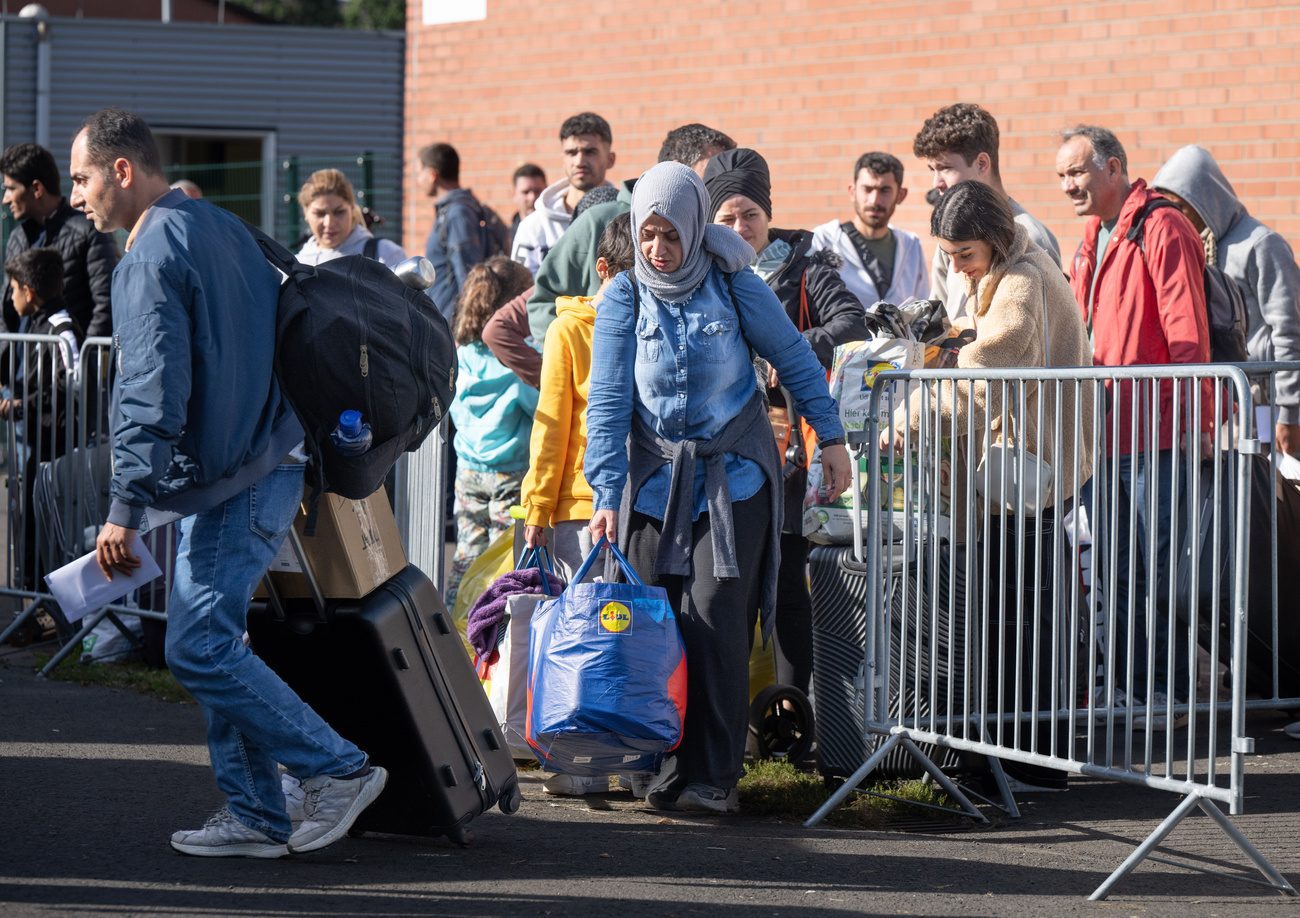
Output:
top-left (405, 0), bottom-right (1300, 266)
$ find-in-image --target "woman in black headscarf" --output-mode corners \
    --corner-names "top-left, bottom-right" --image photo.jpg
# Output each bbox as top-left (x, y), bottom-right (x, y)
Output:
top-left (705, 148), bottom-right (865, 702)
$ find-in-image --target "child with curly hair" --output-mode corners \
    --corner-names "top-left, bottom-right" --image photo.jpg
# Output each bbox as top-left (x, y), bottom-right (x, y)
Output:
top-left (446, 256), bottom-right (538, 607)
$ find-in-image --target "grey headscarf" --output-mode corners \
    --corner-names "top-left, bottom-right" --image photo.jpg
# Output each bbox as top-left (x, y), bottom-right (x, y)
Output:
top-left (631, 161), bottom-right (755, 303)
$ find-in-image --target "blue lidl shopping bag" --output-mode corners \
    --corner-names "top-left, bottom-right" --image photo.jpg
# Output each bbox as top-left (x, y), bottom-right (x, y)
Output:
top-left (526, 537), bottom-right (687, 776)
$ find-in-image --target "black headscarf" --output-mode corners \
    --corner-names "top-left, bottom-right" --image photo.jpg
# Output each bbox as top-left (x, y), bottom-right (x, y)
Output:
top-left (703, 148), bottom-right (772, 221)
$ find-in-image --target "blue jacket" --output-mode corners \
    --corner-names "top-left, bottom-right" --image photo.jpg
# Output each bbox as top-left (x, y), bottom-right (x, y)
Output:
top-left (449, 341), bottom-right (538, 473)
top-left (586, 265), bottom-right (843, 520)
top-left (426, 188), bottom-right (488, 323)
top-left (107, 189), bottom-right (302, 529)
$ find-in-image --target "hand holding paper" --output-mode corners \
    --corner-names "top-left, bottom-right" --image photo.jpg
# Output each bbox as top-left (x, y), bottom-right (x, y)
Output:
top-left (96, 522), bottom-right (143, 579)
top-left (45, 533), bottom-right (163, 624)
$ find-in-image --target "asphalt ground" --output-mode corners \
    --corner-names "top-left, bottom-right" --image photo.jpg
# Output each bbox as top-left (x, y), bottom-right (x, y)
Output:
top-left (3, 643), bottom-right (1300, 918)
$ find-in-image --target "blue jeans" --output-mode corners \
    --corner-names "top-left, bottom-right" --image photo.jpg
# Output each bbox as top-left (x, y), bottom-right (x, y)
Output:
top-left (164, 463), bottom-right (367, 842)
top-left (1083, 450), bottom-right (1191, 701)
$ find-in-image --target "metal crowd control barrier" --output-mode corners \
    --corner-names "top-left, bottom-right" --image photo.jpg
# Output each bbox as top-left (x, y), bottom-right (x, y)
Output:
top-left (0, 332), bottom-right (80, 649)
top-left (394, 414), bottom-right (450, 594)
top-left (0, 336), bottom-right (176, 674)
top-left (803, 362), bottom-right (1296, 901)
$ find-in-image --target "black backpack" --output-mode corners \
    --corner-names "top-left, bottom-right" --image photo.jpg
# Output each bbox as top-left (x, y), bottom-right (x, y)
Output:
top-left (438, 196), bottom-right (510, 260)
top-left (245, 224), bottom-right (456, 505)
top-left (1127, 197), bottom-right (1250, 363)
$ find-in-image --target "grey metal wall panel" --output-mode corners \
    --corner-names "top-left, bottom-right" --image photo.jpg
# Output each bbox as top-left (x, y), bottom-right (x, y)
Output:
top-left (4, 20), bottom-right (38, 150)
top-left (1, 16), bottom-right (404, 243)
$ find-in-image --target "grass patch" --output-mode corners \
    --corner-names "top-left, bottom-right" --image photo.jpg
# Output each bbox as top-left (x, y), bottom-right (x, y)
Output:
top-left (737, 759), bottom-right (964, 828)
top-left (38, 646), bottom-right (195, 705)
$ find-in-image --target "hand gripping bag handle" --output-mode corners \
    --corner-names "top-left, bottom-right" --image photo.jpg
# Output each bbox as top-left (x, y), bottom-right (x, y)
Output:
top-left (566, 535), bottom-right (643, 588)
top-left (516, 545), bottom-right (555, 575)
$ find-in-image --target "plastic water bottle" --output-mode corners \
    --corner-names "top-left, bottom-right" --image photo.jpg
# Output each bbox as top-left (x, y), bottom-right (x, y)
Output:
top-left (330, 409), bottom-right (372, 456)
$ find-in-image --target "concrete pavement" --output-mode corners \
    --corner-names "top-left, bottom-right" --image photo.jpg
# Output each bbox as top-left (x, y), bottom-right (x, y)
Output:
top-left (2, 643), bottom-right (1299, 917)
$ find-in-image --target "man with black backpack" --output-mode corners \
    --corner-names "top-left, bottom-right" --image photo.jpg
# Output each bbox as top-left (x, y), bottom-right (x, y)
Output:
top-left (1057, 124), bottom-right (1213, 730)
top-left (1153, 145), bottom-right (1300, 455)
top-left (417, 142), bottom-right (507, 321)
top-left (76, 108), bottom-right (386, 858)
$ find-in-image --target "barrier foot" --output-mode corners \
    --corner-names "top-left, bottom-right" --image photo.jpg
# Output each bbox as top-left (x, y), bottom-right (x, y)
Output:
top-left (986, 756), bottom-right (1021, 819)
top-left (1089, 793), bottom-right (1297, 900)
top-left (1090, 792), bottom-right (1200, 900)
top-left (804, 733), bottom-right (903, 828)
top-left (1195, 798), bottom-right (1297, 896)
top-left (0, 598), bottom-right (43, 646)
top-left (897, 737), bottom-right (988, 824)
top-left (39, 607), bottom-right (109, 676)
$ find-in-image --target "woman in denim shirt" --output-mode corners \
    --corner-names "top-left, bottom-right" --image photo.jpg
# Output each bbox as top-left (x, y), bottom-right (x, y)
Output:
top-left (585, 163), bottom-right (852, 814)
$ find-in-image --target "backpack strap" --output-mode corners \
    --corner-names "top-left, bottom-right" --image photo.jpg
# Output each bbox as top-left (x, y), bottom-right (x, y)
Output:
top-left (1124, 196), bottom-right (1180, 254)
top-left (240, 218), bottom-right (311, 280)
top-left (362, 236), bottom-right (379, 261)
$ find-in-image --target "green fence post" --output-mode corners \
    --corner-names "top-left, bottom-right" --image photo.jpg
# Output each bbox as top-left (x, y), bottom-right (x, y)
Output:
top-left (284, 156), bottom-right (299, 245)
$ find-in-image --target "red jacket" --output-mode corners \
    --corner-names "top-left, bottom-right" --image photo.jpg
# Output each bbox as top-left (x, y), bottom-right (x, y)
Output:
top-left (1070, 179), bottom-right (1212, 455)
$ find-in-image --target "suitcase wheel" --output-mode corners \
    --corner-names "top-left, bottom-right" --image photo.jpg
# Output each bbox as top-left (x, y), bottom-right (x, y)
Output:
top-left (446, 824), bottom-right (475, 847)
top-left (498, 781), bottom-right (522, 815)
top-left (747, 684), bottom-right (815, 764)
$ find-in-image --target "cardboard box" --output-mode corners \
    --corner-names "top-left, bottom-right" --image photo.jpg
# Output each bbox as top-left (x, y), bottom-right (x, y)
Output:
top-left (258, 489), bottom-right (407, 600)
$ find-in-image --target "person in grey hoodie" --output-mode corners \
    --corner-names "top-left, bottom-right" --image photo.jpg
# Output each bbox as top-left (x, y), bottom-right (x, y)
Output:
top-left (1153, 145), bottom-right (1300, 454)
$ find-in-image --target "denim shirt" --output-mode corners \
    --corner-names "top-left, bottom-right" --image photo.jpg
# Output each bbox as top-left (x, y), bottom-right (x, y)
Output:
top-left (425, 189), bottom-right (486, 322)
top-left (586, 264), bottom-right (843, 521)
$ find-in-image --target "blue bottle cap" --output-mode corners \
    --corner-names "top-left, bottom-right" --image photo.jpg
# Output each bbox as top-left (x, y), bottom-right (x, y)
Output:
top-left (339, 409), bottom-right (362, 434)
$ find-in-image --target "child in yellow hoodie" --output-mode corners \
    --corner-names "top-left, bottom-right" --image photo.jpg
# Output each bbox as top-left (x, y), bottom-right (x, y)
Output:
top-left (522, 216), bottom-right (635, 582)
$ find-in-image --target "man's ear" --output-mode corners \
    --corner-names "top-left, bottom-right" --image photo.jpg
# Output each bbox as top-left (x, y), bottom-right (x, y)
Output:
top-left (975, 152), bottom-right (992, 179)
top-left (29, 179), bottom-right (45, 199)
top-left (113, 157), bottom-right (133, 189)
top-left (896, 186), bottom-right (909, 206)
top-left (595, 256), bottom-right (612, 281)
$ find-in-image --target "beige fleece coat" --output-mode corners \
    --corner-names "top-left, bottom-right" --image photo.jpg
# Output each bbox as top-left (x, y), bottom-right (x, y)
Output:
top-left (900, 226), bottom-right (1095, 522)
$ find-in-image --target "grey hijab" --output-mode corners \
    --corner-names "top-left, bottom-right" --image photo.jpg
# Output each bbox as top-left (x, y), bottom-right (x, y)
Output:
top-left (631, 161), bottom-right (755, 303)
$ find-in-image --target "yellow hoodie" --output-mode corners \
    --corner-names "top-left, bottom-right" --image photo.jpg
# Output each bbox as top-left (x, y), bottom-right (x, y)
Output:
top-left (521, 295), bottom-right (596, 527)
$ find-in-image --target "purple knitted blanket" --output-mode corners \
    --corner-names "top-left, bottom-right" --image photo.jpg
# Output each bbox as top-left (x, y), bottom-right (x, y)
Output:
top-left (466, 567), bottom-right (566, 659)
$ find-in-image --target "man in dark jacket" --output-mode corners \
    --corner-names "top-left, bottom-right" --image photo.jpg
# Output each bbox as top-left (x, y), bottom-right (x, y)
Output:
top-left (75, 108), bottom-right (385, 859)
top-left (2, 142), bottom-right (116, 337)
top-left (417, 142), bottom-right (491, 322)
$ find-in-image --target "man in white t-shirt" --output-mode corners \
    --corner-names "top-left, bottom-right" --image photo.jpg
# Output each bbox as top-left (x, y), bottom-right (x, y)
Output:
top-left (913, 103), bottom-right (1061, 322)
top-left (809, 151), bottom-right (929, 308)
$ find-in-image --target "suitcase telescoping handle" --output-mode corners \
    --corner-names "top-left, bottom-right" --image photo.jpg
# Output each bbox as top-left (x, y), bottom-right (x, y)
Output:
top-left (258, 525), bottom-right (330, 623)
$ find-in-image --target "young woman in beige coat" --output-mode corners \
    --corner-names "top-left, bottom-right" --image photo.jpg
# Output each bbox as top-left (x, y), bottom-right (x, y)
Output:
top-left (886, 179), bottom-right (1094, 791)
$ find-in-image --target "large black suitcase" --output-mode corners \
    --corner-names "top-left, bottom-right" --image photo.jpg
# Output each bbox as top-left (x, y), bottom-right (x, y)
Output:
top-left (246, 563), bottom-right (520, 845)
top-left (809, 543), bottom-right (965, 779)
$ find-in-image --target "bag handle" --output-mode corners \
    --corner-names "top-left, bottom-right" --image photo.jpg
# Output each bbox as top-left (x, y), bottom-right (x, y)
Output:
top-left (516, 545), bottom-right (555, 575)
top-left (567, 534), bottom-right (642, 588)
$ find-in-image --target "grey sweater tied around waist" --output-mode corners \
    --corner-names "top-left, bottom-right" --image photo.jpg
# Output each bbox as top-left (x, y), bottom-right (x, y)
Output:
top-left (615, 389), bottom-right (784, 643)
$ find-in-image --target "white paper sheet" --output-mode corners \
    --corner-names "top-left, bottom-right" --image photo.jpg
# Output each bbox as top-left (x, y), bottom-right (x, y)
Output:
top-left (44, 534), bottom-right (163, 623)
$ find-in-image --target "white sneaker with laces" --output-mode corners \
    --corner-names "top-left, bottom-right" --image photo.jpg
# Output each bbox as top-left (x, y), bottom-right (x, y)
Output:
top-left (170, 807), bottom-right (289, 858)
top-left (1093, 687), bottom-right (1135, 724)
top-left (542, 774), bottom-right (606, 796)
top-left (288, 766), bottom-right (388, 854)
top-left (1136, 691), bottom-right (1188, 731)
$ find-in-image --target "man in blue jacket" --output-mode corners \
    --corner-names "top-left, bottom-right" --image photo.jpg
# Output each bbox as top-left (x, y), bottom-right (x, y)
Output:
top-left (74, 108), bottom-right (386, 859)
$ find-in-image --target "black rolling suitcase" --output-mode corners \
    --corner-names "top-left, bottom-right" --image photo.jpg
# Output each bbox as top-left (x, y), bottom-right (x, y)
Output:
top-left (247, 562), bottom-right (520, 846)
top-left (810, 542), bottom-right (966, 779)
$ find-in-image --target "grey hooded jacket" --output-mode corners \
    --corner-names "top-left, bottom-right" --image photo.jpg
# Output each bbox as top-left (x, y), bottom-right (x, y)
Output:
top-left (1153, 145), bottom-right (1300, 423)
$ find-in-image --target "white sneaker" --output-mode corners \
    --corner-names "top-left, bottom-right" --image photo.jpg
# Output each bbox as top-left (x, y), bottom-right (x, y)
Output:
top-left (542, 774), bottom-right (606, 796)
top-left (1284, 721), bottom-right (1300, 740)
top-left (282, 773), bottom-right (306, 829)
top-left (1093, 687), bottom-right (1135, 724)
top-left (170, 807), bottom-right (289, 858)
top-left (288, 766), bottom-right (388, 854)
top-left (1136, 692), bottom-right (1188, 731)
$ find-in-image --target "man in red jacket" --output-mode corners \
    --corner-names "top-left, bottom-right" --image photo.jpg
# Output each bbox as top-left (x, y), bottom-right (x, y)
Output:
top-left (1057, 124), bottom-right (1211, 726)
